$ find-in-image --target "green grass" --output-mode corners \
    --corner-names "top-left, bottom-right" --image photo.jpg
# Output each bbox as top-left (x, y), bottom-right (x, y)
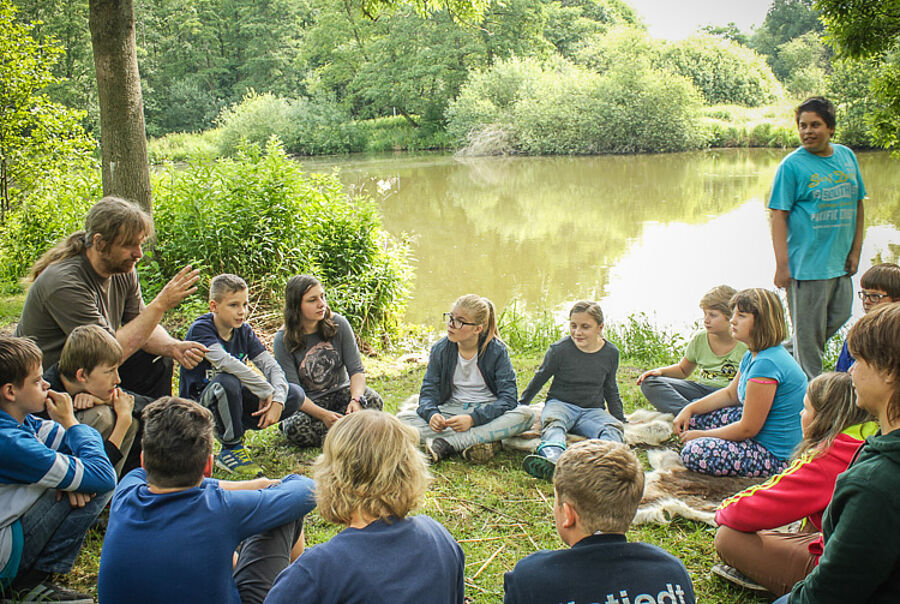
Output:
top-left (0, 291), bottom-right (24, 332)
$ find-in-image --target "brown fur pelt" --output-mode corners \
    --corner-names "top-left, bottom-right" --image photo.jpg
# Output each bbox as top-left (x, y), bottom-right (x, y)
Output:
top-left (634, 449), bottom-right (763, 526)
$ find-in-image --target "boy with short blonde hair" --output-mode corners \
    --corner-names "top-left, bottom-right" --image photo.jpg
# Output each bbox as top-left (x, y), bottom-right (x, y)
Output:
top-left (0, 336), bottom-right (116, 603)
top-left (43, 325), bottom-right (140, 475)
top-left (180, 274), bottom-right (304, 476)
top-left (504, 440), bottom-right (695, 604)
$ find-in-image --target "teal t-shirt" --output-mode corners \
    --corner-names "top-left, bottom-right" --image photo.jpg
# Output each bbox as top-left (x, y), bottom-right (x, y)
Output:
top-left (737, 346), bottom-right (807, 460)
top-left (768, 144), bottom-right (866, 281)
top-left (684, 331), bottom-right (747, 388)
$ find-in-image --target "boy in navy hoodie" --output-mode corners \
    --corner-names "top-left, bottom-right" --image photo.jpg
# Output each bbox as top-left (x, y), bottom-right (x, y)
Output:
top-left (504, 440), bottom-right (695, 604)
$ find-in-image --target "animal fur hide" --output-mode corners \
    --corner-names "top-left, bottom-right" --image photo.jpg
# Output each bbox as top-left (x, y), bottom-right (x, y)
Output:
top-left (397, 397), bottom-right (676, 449)
top-left (634, 449), bottom-right (763, 526)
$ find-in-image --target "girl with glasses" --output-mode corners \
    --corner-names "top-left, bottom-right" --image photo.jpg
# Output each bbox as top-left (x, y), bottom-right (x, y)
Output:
top-left (398, 294), bottom-right (533, 463)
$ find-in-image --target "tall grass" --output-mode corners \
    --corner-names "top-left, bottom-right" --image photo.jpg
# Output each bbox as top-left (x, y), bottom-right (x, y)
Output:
top-left (497, 302), bottom-right (565, 355)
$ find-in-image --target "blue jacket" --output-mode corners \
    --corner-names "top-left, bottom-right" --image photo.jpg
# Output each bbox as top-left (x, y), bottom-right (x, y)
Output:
top-left (417, 337), bottom-right (518, 427)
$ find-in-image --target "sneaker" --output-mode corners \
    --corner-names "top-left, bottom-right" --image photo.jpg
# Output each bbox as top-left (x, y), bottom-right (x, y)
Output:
top-left (216, 446), bottom-right (263, 477)
top-left (426, 438), bottom-right (456, 463)
top-left (711, 563), bottom-right (768, 592)
top-left (1, 581), bottom-right (94, 603)
top-left (461, 441), bottom-right (501, 464)
top-left (522, 454), bottom-right (557, 481)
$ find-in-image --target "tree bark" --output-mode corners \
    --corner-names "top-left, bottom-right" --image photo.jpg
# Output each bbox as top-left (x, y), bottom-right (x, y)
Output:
top-left (89, 0), bottom-right (152, 215)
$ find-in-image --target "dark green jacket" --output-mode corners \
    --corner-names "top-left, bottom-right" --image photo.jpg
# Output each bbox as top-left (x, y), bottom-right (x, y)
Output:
top-left (790, 428), bottom-right (900, 603)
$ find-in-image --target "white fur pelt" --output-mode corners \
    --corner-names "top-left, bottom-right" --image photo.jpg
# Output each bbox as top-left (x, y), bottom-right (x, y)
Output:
top-left (634, 449), bottom-right (763, 527)
top-left (397, 397), bottom-right (674, 450)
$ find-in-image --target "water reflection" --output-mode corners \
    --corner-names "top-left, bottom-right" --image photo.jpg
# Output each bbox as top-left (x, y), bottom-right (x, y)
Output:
top-left (300, 149), bottom-right (899, 333)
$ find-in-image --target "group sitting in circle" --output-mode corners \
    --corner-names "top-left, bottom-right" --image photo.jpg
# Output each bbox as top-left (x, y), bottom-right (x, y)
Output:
top-left (2, 96), bottom-right (899, 604)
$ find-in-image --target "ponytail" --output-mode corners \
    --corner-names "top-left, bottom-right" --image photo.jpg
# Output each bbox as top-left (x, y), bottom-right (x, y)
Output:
top-left (454, 294), bottom-right (502, 356)
top-left (29, 231), bottom-right (89, 280)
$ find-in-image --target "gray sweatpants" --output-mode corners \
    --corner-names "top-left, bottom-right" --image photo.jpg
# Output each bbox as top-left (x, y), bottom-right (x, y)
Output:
top-left (786, 276), bottom-right (852, 379)
top-left (397, 401), bottom-right (533, 452)
top-left (234, 516), bottom-right (305, 604)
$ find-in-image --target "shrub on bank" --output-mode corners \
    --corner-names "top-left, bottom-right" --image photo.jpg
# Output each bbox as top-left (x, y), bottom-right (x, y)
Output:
top-left (148, 141), bottom-right (412, 336)
top-left (448, 58), bottom-right (705, 155)
top-left (0, 142), bottom-right (412, 339)
top-left (660, 34), bottom-right (782, 107)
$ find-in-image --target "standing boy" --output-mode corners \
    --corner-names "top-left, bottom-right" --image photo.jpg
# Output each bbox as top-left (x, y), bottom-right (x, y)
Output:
top-left (180, 274), bottom-right (304, 476)
top-left (777, 302), bottom-right (900, 603)
top-left (98, 397), bottom-right (316, 604)
top-left (769, 96), bottom-right (866, 378)
top-left (0, 336), bottom-right (116, 603)
top-left (504, 440), bottom-right (695, 604)
top-left (43, 325), bottom-right (143, 476)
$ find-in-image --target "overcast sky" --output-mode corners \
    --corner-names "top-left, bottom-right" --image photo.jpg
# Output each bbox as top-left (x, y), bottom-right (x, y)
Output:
top-left (625, 0), bottom-right (773, 40)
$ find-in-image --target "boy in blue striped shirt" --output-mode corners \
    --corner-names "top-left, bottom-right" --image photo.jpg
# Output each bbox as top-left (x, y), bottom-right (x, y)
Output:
top-left (0, 336), bottom-right (116, 603)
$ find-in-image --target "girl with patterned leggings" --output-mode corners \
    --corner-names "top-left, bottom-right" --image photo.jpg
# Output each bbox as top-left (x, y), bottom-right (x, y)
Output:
top-left (673, 289), bottom-right (807, 477)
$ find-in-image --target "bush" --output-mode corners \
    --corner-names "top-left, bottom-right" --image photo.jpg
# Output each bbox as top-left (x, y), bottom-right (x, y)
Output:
top-left (0, 142), bottom-right (413, 340)
top-left (661, 34), bottom-right (782, 106)
top-left (513, 63), bottom-right (704, 154)
top-left (147, 140), bottom-right (412, 337)
top-left (148, 129), bottom-right (222, 164)
top-left (498, 301), bottom-right (565, 355)
top-left (0, 168), bottom-right (101, 285)
top-left (448, 58), bottom-right (705, 155)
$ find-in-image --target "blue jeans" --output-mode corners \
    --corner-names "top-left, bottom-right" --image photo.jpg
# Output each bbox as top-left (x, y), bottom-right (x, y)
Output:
top-left (541, 399), bottom-right (624, 446)
top-left (639, 376), bottom-right (720, 415)
top-left (18, 487), bottom-right (114, 576)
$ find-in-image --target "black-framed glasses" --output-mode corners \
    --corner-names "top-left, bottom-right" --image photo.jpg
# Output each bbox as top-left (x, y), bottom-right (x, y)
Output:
top-left (443, 312), bottom-right (478, 329)
top-left (858, 290), bottom-right (888, 303)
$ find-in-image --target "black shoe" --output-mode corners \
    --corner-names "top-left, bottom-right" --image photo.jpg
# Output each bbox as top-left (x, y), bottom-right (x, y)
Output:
top-left (427, 437), bottom-right (455, 463)
top-left (2, 580), bottom-right (94, 603)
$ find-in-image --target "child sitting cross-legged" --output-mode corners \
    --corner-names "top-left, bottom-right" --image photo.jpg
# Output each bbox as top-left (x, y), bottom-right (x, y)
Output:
top-left (266, 410), bottom-right (465, 604)
top-left (637, 285), bottom-right (748, 414)
top-left (0, 336), bottom-right (116, 604)
top-left (98, 397), bottom-right (316, 604)
top-left (713, 371), bottom-right (877, 596)
top-left (504, 440), bottom-right (696, 604)
top-left (42, 324), bottom-right (140, 477)
top-left (180, 274), bottom-right (305, 476)
top-left (674, 288), bottom-right (808, 477)
top-left (520, 300), bottom-right (627, 481)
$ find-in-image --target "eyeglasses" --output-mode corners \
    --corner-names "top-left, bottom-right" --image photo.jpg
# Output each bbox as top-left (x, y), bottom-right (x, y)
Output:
top-left (443, 312), bottom-right (478, 329)
top-left (858, 290), bottom-right (889, 303)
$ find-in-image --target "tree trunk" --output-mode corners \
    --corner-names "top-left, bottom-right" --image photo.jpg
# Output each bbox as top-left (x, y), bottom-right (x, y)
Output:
top-left (89, 0), bottom-right (152, 215)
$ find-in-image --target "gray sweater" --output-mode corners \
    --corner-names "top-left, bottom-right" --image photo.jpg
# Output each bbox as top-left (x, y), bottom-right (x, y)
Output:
top-left (273, 313), bottom-right (364, 401)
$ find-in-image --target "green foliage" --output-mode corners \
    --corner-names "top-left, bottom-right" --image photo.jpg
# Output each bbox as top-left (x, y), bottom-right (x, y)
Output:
top-left (147, 129), bottom-right (223, 164)
top-left (448, 57), bottom-right (705, 155)
top-left (0, 167), bottom-right (101, 284)
top-left (606, 313), bottom-right (685, 367)
top-left (750, 0), bottom-right (823, 80)
top-left (497, 301), bottom-right (565, 355)
top-left (215, 92), bottom-right (296, 156)
top-left (660, 34), bottom-right (782, 106)
top-left (146, 141), bottom-right (412, 337)
top-left (828, 57), bottom-right (878, 148)
top-left (815, 0), bottom-right (900, 58)
top-left (541, 0), bottom-right (641, 59)
top-left (776, 31), bottom-right (830, 98)
top-left (572, 25), bottom-right (660, 73)
top-left (0, 0), bottom-right (95, 219)
top-left (699, 22), bottom-right (749, 46)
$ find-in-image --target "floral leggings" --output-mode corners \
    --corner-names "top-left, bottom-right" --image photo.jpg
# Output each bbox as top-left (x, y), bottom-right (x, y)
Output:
top-left (680, 406), bottom-right (788, 477)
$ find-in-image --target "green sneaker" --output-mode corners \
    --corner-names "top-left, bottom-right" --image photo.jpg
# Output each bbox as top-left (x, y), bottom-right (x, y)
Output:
top-left (216, 446), bottom-right (263, 477)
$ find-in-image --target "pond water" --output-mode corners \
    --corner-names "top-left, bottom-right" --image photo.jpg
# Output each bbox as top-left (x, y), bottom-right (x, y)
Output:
top-left (301, 148), bottom-right (900, 334)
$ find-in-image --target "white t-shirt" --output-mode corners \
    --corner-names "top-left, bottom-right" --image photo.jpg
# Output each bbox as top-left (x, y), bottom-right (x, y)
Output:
top-left (449, 353), bottom-right (496, 406)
